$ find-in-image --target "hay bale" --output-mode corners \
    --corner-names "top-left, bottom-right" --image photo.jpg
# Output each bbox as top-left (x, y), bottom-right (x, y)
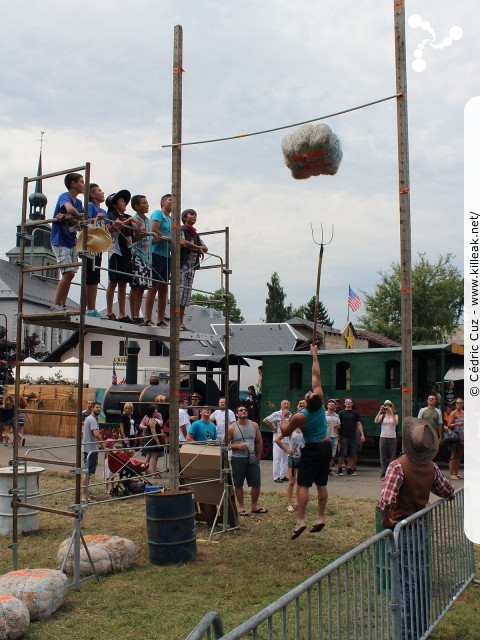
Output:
top-left (57, 534), bottom-right (136, 576)
top-left (0, 569), bottom-right (67, 621)
top-left (282, 123), bottom-right (343, 179)
top-left (0, 595), bottom-right (30, 639)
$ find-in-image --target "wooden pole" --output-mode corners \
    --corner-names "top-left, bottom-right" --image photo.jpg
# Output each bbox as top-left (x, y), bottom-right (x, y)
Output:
top-left (169, 25), bottom-right (183, 491)
top-left (393, 1), bottom-right (413, 419)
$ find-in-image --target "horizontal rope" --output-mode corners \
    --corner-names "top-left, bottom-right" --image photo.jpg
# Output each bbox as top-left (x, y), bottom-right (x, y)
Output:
top-left (161, 93), bottom-right (401, 148)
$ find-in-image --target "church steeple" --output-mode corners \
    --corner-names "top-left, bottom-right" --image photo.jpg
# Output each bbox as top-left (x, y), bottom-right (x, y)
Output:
top-left (29, 132), bottom-right (47, 221)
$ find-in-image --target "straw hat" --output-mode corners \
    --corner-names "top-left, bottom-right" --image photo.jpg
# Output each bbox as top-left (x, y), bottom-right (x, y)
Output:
top-left (76, 225), bottom-right (112, 254)
top-left (402, 417), bottom-right (439, 465)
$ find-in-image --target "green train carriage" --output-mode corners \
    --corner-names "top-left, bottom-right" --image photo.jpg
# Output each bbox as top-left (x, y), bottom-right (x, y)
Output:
top-left (249, 343), bottom-right (463, 459)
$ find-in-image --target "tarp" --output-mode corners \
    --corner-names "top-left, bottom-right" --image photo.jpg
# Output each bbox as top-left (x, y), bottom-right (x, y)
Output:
top-left (444, 366), bottom-right (463, 381)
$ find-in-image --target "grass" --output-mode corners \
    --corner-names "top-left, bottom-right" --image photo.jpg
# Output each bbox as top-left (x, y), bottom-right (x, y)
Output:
top-left (0, 472), bottom-right (478, 640)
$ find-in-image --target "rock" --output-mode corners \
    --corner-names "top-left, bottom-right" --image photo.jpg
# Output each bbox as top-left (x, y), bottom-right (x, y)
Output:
top-left (0, 595), bottom-right (30, 639)
top-left (57, 534), bottom-right (136, 576)
top-left (282, 123), bottom-right (343, 179)
top-left (0, 569), bottom-right (67, 621)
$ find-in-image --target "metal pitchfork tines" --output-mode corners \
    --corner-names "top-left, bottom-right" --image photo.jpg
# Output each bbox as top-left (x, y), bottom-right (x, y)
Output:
top-left (310, 222), bottom-right (334, 346)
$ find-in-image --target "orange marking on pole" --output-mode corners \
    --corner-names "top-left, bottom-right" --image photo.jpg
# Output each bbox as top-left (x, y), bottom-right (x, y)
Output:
top-left (173, 66), bottom-right (185, 73)
top-left (402, 387), bottom-right (413, 393)
top-left (401, 287), bottom-right (412, 293)
top-left (170, 306), bottom-right (181, 313)
top-left (399, 187), bottom-right (409, 194)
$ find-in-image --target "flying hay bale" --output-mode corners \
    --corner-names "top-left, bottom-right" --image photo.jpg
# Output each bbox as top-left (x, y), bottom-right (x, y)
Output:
top-left (57, 534), bottom-right (136, 576)
top-left (0, 595), bottom-right (30, 640)
top-left (282, 123), bottom-right (343, 179)
top-left (0, 569), bottom-right (67, 621)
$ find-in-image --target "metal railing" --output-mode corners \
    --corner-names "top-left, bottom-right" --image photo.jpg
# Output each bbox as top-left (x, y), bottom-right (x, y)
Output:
top-left (186, 488), bottom-right (475, 640)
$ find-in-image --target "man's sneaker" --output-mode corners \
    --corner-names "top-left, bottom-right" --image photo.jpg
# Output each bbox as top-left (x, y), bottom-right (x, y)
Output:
top-left (347, 469), bottom-right (357, 476)
top-left (337, 468), bottom-right (344, 476)
top-left (49, 304), bottom-right (64, 312)
top-left (86, 309), bottom-right (107, 318)
top-left (157, 320), bottom-right (168, 328)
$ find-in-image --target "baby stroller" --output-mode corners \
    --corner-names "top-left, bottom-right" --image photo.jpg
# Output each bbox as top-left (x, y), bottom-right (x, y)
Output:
top-left (106, 444), bottom-right (151, 496)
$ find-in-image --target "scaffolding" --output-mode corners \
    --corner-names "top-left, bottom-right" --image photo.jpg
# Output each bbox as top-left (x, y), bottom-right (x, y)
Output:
top-left (9, 159), bottom-right (237, 587)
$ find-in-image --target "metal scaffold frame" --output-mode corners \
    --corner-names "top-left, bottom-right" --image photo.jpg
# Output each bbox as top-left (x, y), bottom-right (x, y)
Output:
top-left (9, 154), bottom-right (237, 587)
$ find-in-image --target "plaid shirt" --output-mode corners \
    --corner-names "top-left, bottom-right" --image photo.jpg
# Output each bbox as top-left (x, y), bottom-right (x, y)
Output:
top-left (378, 459), bottom-right (454, 511)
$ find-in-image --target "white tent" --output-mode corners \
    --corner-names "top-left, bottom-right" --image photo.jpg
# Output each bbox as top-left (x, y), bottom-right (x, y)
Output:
top-left (19, 357), bottom-right (90, 384)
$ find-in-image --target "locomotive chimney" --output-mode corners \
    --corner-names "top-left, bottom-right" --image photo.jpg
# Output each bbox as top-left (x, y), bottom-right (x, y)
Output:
top-left (126, 340), bottom-right (141, 384)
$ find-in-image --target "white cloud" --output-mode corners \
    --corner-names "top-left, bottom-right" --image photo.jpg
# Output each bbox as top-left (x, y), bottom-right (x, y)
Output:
top-left (0, 0), bottom-right (474, 327)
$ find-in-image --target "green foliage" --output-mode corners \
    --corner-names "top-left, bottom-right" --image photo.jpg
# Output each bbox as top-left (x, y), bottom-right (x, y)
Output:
top-left (0, 326), bottom-right (44, 384)
top-left (265, 273), bottom-right (334, 326)
top-left (291, 296), bottom-right (333, 327)
top-left (358, 254), bottom-right (463, 344)
top-left (265, 271), bottom-right (288, 322)
top-left (191, 288), bottom-right (245, 323)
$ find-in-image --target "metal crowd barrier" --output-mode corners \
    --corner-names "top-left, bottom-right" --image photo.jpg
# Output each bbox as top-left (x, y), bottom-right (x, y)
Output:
top-left (186, 488), bottom-right (475, 640)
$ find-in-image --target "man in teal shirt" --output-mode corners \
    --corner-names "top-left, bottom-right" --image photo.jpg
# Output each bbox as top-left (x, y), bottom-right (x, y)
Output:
top-left (144, 194), bottom-right (171, 327)
top-left (186, 408), bottom-right (217, 442)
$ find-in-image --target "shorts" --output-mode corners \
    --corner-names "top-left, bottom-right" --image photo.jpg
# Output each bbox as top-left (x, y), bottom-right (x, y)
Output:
top-left (231, 456), bottom-right (261, 488)
top-left (83, 451), bottom-right (98, 476)
top-left (108, 251), bottom-right (132, 283)
top-left (132, 254), bottom-right (152, 288)
top-left (288, 456), bottom-right (301, 471)
top-left (339, 436), bottom-right (358, 459)
top-left (52, 245), bottom-right (78, 274)
top-left (297, 440), bottom-right (331, 488)
top-left (152, 253), bottom-right (170, 285)
top-left (85, 253), bottom-right (102, 285)
top-left (180, 266), bottom-right (195, 307)
top-left (329, 437), bottom-right (338, 458)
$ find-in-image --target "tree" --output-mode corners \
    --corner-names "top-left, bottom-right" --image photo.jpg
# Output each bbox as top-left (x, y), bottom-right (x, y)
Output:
top-left (357, 254), bottom-right (463, 344)
top-left (0, 328), bottom-right (44, 386)
top-left (265, 272), bottom-right (288, 322)
top-left (191, 289), bottom-right (245, 324)
top-left (291, 296), bottom-right (333, 327)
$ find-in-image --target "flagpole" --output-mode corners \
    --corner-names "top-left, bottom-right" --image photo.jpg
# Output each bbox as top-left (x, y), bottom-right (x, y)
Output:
top-left (347, 285), bottom-right (350, 323)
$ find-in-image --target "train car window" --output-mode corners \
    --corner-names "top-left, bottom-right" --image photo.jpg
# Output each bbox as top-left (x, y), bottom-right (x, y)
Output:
top-left (385, 360), bottom-right (400, 389)
top-left (149, 341), bottom-right (166, 357)
top-left (289, 362), bottom-right (303, 390)
top-left (336, 361), bottom-right (351, 391)
top-left (90, 340), bottom-right (103, 357)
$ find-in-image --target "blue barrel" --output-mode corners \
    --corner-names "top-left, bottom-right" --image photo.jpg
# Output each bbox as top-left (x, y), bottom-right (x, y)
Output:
top-left (145, 488), bottom-right (197, 565)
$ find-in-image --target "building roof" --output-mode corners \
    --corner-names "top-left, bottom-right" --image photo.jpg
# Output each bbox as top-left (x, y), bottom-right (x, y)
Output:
top-left (355, 329), bottom-right (400, 348)
top-left (0, 258), bottom-right (75, 308)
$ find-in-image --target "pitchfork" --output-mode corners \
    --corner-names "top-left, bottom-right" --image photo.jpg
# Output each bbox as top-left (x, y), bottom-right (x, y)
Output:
top-left (310, 222), bottom-right (334, 345)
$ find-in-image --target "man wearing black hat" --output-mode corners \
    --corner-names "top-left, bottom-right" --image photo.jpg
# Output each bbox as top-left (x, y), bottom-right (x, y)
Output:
top-left (105, 190), bottom-right (140, 322)
top-left (378, 417), bottom-right (454, 640)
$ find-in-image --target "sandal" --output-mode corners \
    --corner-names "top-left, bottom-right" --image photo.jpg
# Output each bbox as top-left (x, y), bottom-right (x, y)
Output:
top-left (287, 505), bottom-right (295, 513)
top-left (450, 475), bottom-right (460, 480)
top-left (251, 507), bottom-right (268, 514)
top-left (107, 313), bottom-right (117, 321)
top-left (238, 508), bottom-right (250, 516)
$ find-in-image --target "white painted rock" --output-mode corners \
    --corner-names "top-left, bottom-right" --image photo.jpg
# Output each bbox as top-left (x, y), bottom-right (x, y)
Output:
top-left (0, 569), bottom-right (67, 621)
top-left (0, 595), bottom-right (30, 640)
top-left (57, 534), bottom-right (136, 576)
top-left (282, 123), bottom-right (343, 179)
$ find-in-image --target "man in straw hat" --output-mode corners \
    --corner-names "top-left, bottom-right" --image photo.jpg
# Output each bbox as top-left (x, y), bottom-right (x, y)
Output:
top-left (85, 183), bottom-right (108, 318)
top-left (378, 417), bottom-right (454, 640)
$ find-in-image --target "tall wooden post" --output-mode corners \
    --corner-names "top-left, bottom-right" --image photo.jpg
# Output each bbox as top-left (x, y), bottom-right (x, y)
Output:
top-left (393, 1), bottom-right (413, 419)
top-left (169, 25), bottom-right (183, 491)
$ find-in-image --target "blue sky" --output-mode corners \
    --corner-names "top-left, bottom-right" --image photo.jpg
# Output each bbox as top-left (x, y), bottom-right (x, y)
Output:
top-left (0, 0), bottom-right (474, 326)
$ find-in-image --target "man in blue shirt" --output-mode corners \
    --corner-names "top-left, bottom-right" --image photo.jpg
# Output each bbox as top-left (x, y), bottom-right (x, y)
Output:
top-left (144, 193), bottom-right (171, 327)
top-left (50, 173), bottom-right (85, 312)
top-left (186, 407), bottom-right (217, 442)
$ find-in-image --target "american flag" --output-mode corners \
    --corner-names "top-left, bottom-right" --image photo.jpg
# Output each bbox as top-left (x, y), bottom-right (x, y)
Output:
top-left (348, 286), bottom-right (362, 312)
top-left (112, 362), bottom-right (118, 385)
